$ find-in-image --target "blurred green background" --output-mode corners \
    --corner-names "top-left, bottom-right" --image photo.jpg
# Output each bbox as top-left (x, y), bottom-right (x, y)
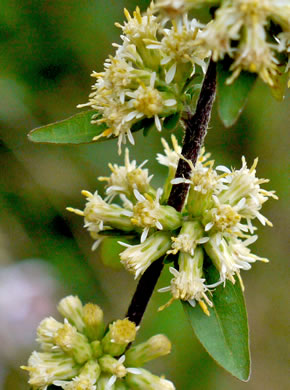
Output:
top-left (0, 1), bottom-right (289, 389)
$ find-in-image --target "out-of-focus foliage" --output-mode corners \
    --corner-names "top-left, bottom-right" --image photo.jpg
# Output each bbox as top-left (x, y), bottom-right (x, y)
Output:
top-left (0, 1), bottom-right (288, 390)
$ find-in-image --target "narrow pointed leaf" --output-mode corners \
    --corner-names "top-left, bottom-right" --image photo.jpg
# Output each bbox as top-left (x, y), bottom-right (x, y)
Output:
top-left (183, 265), bottom-right (250, 381)
top-left (217, 62), bottom-right (257, 127)
top-left (28, 111), bottom-right (107, 144)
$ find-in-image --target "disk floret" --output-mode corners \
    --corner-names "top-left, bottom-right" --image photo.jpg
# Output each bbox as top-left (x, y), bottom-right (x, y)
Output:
top-left (22, 296), bottom-right (175, 390)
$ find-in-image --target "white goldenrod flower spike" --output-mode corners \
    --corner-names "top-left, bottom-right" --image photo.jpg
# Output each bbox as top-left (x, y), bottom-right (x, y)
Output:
top-left (98, 148), bottom-right (154, 202)
top-left (68, 138), bottom-right (276, 308)
top-left (218, 157), bottom-right (278, 227)
top-left (78, 6), bottom-right (210, 152)
top-left (119, 231), bottom-right (172, 279)
top-left (159, 248), bottom-right (213, 316)
top-left (205, 234), bottom-right (269, 287)
top-left (23, 297), bottom-right (175, 389)
top-left (193, 0), bottom-right (290, 85)
top-left (131, 188), bottom-right (182, 242)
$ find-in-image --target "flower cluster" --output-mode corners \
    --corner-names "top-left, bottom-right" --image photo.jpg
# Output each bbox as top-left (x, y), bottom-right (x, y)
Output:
top-left (22, 296), bottom-right (175, 390)
top-left (155, 0), bottom-right (290, 86)
top-left (78, 6), bottom-right (209, 153)
top-left (68, 137), bottom-right (277, 315)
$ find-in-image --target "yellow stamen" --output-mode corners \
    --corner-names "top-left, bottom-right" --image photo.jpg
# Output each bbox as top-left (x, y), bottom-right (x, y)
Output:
top-left (66, 207), bottom-right (84, 216)
top-left (158, 297), bottom-right (175, 312)
top-left (199, 300), bottom-right (210, 316)
top-left (81, 190), bottom-right (93, 198)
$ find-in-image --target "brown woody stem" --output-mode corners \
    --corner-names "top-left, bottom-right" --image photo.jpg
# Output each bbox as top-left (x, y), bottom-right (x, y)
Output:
top-left (126, 59), bottom-right (217, 326)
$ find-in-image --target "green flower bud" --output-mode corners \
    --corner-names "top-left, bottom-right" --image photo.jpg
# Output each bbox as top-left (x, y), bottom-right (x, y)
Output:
top-left (83, 303), bottom-right (105, 341)
top-left (125, 334), bottom-right (171, 366)
top-left (21, 351), bottom-right (80, 388)
top-left (54, 322), bottom-right (93, 364)
top-left (82, 190), bottom-right (134, 232)
top-left (99, 355), bottom-right (127, 378)
top-left (125, 368), bottom-right (175, 390)
top-left (57, 296), bottom-right (85, 333)
top-left (101, 319), bottom-right (137, 356)
top-left (36, 317), bottom-right (63, 351)
top-left (120, 231), bottom-right (172, 279)
top-left (91, 340), bottom-right (103, 358)
top-left (96, 374), bottom-right (116, 390)
top-left (79, 360), bottom-right (101, 383)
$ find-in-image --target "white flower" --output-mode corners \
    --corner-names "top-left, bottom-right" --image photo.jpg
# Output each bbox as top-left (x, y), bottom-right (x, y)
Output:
top-left (119, 231), bottom-right (172, 278)
top-left (218, 157), bottom-right (278, 229)
top-left (156, 135), bottom-right (182, 169)
top-left (167, 220), bottom-right (208, 256)
top-left (202, 195), bottom-right (250, 236)
top-left (146, 14), bottom-right (209, 77)
top-left (131, 188), bottom-right (182, 242)
top-left (159, 248), bottom-right (213, 315)
top-left (98, 148), bottom-right (153, 202)
top-left (205, 233), bottom-right (269, 286)
top-left (21, 351), bottom-right (79, 389)
top-left (197, 0), bottom-right (290, 85)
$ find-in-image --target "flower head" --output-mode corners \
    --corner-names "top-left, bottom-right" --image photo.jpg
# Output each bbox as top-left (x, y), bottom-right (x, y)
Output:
top-left (193, 0), bottom-right (290, 85)
top-left (22, 296), bottom-right (175, 390)
top-left (69, 137), bottom-right (276, 307)
top-left (119, 231), bottom-right (172, 279)
top-left (78, 6), bottom-right (210, 152)
top-left (99, 148), bottom-right (153, 202)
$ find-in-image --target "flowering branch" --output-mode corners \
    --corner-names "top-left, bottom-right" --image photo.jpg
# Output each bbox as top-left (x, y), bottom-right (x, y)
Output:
top-left (126, 59), bottom-right (217, 326)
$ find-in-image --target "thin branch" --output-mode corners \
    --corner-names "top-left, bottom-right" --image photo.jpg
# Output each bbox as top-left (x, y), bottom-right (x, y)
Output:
top-left (126, 59), bottom-right (217, 326)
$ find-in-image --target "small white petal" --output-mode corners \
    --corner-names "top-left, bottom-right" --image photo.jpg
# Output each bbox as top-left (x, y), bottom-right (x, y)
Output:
top-left (243, 235), bottom-right (258, 246)
top-left (169, 266), bottom-right (180, 277)
top-left (154, 115), bottom-right (162, 131)
top-left (121, 210), bottom-right (134, 217)
top-left (141, 227), bottom-right (149, 243)
top-left (188, 299), bottom-right (196, 307)
top-left (205, 222), bottom-right (214, 231)
top-left (158, 286), bottom-right (171, 293)
top-left (134, 188), bottom-right (146, 202)
top-left (118, 355), bottom-right (126, 364)
top-left (125, 111), bottom-right (137, 122)
top-left (197, 237), bottom-right (210, 244)
top-left (216, 165), bottom-right (231, 173)
top-left (165, 63), bottom-right (177, 84)
top-left (127, 129), bottom-right (135, 145)
top-left (127, 368), bottom-right (142, 375)
top-left (160, 56), bottom-right (172, 65)
top-left (156, 221), bottom-right (163, 230)
top-left (92, 239), bottom-right (102, 251)
top-left (118, 241), bottom-right (132, 248)
top-left (164, 99), bottom-right (177, 107)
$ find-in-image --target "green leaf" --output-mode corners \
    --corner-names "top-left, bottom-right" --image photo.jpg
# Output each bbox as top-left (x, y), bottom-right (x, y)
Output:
top-left (99, 236), bottom-right (138, 269)
top-left (28, 110), bottom-right (108, 144)
top-left (217, 62), bottom-right (257, 127)
top-left (163, 113), bottom-right (180, 131)
top-left (183, 265), bottom-right (250, 381)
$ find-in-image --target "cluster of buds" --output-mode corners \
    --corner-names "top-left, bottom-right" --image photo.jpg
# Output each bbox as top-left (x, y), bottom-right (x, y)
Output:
top-left (22, 296), bottom-right (175, 390)
top-left (154, 0), bottom-right (290, 86)
top-left (78, 5), bottom-right (210, 153)
top-left (68, 136), bottom-right (277, 315)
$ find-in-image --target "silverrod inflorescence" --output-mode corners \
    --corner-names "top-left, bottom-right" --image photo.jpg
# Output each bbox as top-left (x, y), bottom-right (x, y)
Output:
top-left (78, 1), bottom-right (289, 151)
top-left (22, 296), bottom-right (175, 390)
top-left (68, 136), bottom-right (278, 315)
